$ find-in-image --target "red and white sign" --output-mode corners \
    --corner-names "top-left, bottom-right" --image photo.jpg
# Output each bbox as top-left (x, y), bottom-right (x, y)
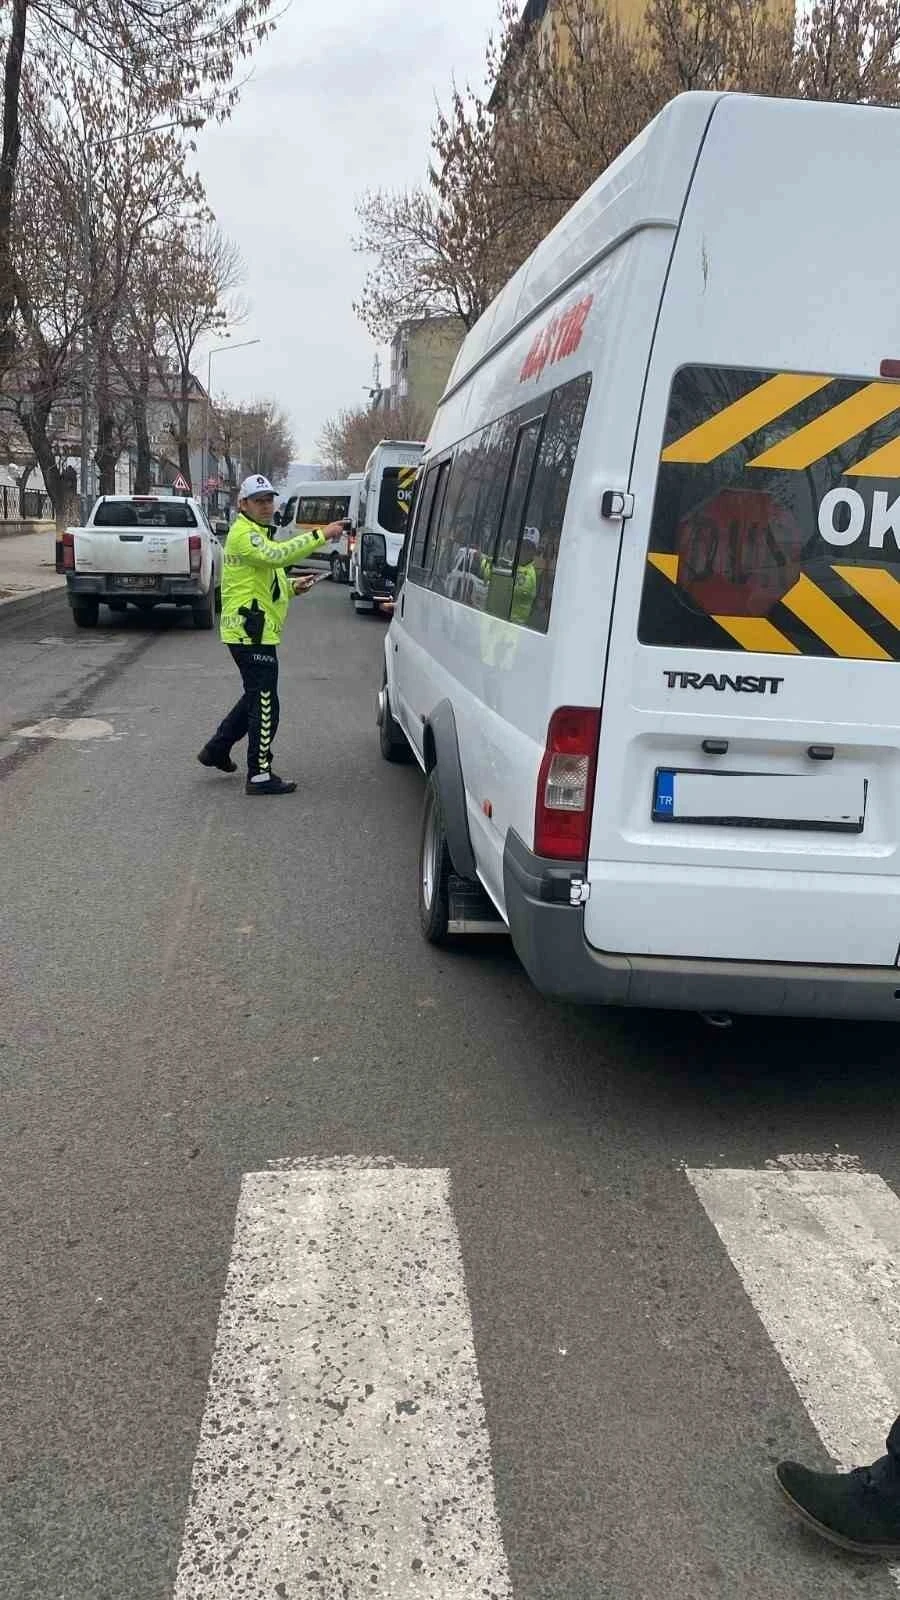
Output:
top-left (519, 293), bottom-right (594, 384)
top-left (172, 473), bottom-right (191, 494)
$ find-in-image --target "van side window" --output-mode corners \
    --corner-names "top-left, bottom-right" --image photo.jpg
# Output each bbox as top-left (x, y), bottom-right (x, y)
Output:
top-left (484, 418), bottom-right (544, 620)
top-left (514, 372), bottom-right (592, 633)
top-left (409, 466), bottom-right (440, 574)
top-left (281, 496), bottom-right (297, 527)
top-left (428, 453), bottom-right (466, 594)
top-left (423, 460), bottom-right (452, 580)
top-left (431, 428), bottom-right (489, 599)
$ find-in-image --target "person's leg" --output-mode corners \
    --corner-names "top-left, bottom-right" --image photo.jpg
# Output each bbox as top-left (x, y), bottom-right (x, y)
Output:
top-left (776, 1415), bottom-right (900, 1555)
top-left (198, 646), bottom-right (250, 772)
top-left (241, 646), bottom-right (295, 795)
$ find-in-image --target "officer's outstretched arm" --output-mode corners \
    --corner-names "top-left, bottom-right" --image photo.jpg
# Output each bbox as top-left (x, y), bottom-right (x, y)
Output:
top-left (234, 526), bottom-right (327, 568)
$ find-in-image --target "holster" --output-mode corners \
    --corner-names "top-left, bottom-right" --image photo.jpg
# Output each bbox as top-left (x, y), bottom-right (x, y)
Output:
top-left (239, 600), bottom-right (265, 644)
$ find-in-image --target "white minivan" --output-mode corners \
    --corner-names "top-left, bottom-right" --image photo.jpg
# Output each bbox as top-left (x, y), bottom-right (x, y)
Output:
top-left (277, 477), bottom-right (363, 583)
top-left (379, 90), bottom-right (900, 1021)
top-left (351, 440), bottom-right (424, 612)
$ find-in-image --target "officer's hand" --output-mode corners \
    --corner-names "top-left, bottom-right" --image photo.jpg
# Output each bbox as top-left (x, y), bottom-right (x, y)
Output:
top-left (321, 521), bottom-right (344, 542)
top-left (292, 575), bottom-right (316, 595)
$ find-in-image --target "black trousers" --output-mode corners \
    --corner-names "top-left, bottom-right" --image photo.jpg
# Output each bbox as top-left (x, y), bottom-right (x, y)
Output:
top-left (209, 644), bottom-right (280, 777)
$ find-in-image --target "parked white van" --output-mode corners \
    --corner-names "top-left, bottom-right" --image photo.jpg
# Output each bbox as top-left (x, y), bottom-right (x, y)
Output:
top-left (351, 440), bottom-right (424, 612)
top-left (379, 91), bottom-right (900, 1021)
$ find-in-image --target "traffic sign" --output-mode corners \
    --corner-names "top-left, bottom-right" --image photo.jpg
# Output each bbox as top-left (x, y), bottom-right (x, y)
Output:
top-left (172, 473), bottom-right (191, 494)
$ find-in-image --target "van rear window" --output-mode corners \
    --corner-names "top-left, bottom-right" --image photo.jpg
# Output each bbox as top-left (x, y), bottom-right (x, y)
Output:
top-left (94, 499), bottom-right (198, 529)
top-left (378, 467), bottom-right (417, 535)
top-left (639, 364), bottom-right (900, 661)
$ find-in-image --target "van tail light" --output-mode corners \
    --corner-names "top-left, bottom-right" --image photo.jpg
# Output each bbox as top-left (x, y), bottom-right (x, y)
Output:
top-left (61, 530), bottom-right (75, 571)
top-left (189, 534), bottom-right (202, 574)
top-left (534, 706), bottom-right (601, 860)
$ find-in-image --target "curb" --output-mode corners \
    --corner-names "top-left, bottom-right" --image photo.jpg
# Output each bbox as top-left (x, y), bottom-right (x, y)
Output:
top-left (0, 586), bottom-right (67, 626)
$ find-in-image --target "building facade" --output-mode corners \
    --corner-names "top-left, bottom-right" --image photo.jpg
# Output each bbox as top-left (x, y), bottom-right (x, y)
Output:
top-left (389, 317), bottom-right (466, 429)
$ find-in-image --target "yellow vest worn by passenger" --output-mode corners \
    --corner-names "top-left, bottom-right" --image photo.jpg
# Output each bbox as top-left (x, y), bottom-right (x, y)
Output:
top-left (220, 514), bottom-right (327, 646)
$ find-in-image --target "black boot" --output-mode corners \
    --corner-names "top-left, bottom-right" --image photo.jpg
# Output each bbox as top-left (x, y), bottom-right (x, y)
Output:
top-left (198, 744), bottom-right (237, 774)
top-left (245, 773), bottom-right (297, 796)
top-left (776, 1437), bottom-right (900, 1556)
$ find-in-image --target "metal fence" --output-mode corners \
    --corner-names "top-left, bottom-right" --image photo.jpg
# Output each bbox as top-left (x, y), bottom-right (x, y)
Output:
top-left (0, 485), bottom-right (54, 520)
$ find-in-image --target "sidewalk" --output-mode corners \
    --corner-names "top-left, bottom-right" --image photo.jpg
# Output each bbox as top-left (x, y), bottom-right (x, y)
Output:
top-left (0, 528), bottom-right (66, 622)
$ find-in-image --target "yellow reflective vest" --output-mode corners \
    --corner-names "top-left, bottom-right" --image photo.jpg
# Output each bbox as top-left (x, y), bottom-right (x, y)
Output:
top-left (220, 514), bottom-right (327, 646)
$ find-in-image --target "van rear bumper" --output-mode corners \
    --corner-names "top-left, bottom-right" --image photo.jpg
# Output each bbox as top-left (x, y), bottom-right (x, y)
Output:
top-left (503, 831), bottom-right (900, 1020)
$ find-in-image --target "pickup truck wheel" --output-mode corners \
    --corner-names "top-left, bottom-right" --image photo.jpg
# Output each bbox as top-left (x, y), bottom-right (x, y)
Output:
top-left (330, 554), bottom-right (343, 583)
top-left (418, 772), bottom-right (451, 945)
top-left (192, 589), bottom-right (215, 630)
top-left (72, 599), bottom-right (99, 628)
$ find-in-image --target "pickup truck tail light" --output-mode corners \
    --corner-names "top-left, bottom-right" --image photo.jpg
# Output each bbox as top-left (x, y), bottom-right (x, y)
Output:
top-left (61, 530), bottom-right (75, 571)
top-left (534, 706), bottom-right (601, 861)
top-left (188, 534), bottom-right (202, 574)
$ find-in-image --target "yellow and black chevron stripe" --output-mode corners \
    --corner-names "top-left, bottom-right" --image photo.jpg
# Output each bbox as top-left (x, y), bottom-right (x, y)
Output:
top-left (640, 364), bottom-right (900, 662)
top-left (397, 465), bottom-right (418, 514)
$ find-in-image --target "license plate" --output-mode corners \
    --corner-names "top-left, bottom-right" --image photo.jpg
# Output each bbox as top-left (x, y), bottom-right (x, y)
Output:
top-left (652, 768), bottom-right (867, 832)
top-left (115, 575), bottom-right (159, 588)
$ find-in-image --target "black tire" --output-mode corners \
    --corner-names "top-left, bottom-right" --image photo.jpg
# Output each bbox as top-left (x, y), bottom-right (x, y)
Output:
top-left (378, 675), bottom-right (411, 764)
top-left (330, 554), bottom-right (343, 583)
top-left (72, 599), bottom-right (99, 628)
top-left (214, 584), bottom-right (222, 615)
top-left (193, 588), bottom-right (215, 629)
top-left (418, 771), bottom-right (451, 945)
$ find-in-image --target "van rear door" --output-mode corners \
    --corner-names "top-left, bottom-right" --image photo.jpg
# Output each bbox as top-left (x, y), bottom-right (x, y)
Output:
top-left (586, 95), bottom-right (900, 969)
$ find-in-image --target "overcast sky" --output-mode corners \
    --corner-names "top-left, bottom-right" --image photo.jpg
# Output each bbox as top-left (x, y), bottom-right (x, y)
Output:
top-left (194, 0), bottom-right (502, 464)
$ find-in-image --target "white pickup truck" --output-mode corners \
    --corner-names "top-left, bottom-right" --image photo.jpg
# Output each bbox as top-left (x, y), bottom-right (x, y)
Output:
top-left (57, 495), bottom-right (223, 629)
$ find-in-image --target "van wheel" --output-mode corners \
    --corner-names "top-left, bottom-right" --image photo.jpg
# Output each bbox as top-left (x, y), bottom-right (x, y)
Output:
top-left (419, 772), bottom-right (451, 944)
top-left (378, 676), bottom-right (411, 764)
top-left (330, 554), bottom-right (343, 583)
top-left (72, 599), bottom-right (99, 628)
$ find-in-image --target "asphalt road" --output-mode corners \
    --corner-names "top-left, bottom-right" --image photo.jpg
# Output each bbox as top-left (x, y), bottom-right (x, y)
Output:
top-left (2, 581), bottom-right (900, 1600)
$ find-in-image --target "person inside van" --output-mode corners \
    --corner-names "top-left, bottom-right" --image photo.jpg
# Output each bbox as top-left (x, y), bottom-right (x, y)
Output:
top-left (511, 525), bottom-right (541, 625)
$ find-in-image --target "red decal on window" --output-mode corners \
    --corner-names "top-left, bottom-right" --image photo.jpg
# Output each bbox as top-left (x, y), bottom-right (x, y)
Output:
top-left (520, 294), bottom-right (593, 383)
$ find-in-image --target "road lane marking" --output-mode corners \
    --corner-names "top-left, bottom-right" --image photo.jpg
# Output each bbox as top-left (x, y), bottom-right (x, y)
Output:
top-left (687, 1166), bottom-right (900, 1583)
top-left (174, 1165), bottom-right (512, 1598)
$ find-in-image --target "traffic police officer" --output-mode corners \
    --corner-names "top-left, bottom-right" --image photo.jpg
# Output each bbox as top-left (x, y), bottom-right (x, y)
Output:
top-left (198, 473), bottom-right (343, 795)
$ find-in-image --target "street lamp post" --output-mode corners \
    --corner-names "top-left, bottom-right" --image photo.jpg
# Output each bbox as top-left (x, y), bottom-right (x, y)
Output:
top-left (203, 339), bottom-right (260, 513)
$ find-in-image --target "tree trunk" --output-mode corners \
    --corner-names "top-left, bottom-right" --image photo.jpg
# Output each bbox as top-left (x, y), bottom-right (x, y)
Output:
top-left (95, 406), bottom-right (120, 496)
top-left (14, 455), bottom-right (35, 515)
top-left (21, 404), bottom-right (67, 529)
top-left (177, 366), bottom-right (192, 487)
top-left (0, 0), bottom-right (27, 373)
top-left (132, 358), bottom-right (152, 493)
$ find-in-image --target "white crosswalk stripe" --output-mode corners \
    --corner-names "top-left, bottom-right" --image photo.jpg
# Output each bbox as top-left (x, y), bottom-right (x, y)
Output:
top-left (174, 1163), bottom-right (512, 1599)
top-left (687, 1163), bottom-right (900, 1586)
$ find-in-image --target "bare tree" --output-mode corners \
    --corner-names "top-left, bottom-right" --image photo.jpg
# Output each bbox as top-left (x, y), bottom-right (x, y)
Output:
top-left (0, 0), bottom-right (277, 377)
top-left (357, 0), bottom-right (900, 340)
top-left (213, 396), bottom-right (293, 490)
top-left (315, 401), bottom-right (429, 476)
top-left (154, 224), bottom-right (245, 486)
